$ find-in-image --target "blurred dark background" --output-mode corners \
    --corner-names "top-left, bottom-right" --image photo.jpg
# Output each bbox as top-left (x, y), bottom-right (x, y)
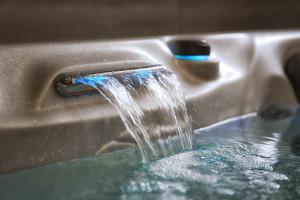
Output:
top-left (1, 0), bottom-right (300, 44)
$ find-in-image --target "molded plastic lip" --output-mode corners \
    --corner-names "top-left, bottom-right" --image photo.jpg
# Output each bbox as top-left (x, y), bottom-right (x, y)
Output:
top-left (55, 64), bottom-right (165, 97)
top-left (175, 55), bottom-right (209, 62)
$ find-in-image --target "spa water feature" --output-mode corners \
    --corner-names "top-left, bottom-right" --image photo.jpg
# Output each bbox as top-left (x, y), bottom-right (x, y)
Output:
top-left (1, 1), bottom-right (300, 200)
top-left (74, 66), bottom-right (193, 162)
top-left (1, 31), bottom-right (300, 200)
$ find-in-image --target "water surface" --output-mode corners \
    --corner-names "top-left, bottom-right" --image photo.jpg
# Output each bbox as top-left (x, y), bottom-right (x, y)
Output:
top-left (1, 107), bottom-right (300, 200)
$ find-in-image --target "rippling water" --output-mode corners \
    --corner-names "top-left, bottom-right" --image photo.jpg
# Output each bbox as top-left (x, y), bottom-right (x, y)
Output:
top-left (1, 106), bottom-right (300, 200)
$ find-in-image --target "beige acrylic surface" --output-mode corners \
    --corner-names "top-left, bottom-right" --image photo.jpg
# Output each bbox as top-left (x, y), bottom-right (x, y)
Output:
top-left (0, 31), bottom-right (298, 173)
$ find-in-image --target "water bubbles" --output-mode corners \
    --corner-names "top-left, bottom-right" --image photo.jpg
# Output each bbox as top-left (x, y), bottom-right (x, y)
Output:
top-left (216, 188), bottom-right (235, 196)
top-left (2, 105), bottom-right (300, 199)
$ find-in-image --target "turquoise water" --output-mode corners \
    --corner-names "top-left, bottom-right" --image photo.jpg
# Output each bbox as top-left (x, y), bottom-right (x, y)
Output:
top-left (1, 106), bottom-right (300, 200)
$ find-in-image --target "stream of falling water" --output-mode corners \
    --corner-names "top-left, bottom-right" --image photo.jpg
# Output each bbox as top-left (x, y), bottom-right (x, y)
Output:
top-left (75, 67), bottom-right (193, 162)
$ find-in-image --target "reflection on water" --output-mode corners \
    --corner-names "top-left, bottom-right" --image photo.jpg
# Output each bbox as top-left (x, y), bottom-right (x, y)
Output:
top-left (1, 106), bottom-right (300, 200)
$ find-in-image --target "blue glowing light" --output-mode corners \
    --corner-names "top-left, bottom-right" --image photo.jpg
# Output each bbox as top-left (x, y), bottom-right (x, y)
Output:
top-left (133, 70), bottom-right (151, 79)
top-left (175, 55), bottom-right (209, 62)
top-left (131, 70), bottom-right (151, 84)
top-left (75, 70), bottom-right (153, 88)
top-left (75, 75), bottom-right (108, 87)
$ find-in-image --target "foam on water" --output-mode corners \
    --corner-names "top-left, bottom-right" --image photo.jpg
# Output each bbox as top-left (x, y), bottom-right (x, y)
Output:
top-left (1, 108), bottom-right (300, 199)
top-left (75, 68), bottom-right (193, 161)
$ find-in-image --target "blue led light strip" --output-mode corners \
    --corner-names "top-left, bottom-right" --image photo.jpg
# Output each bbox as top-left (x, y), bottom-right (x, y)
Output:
top-left (175, 55), bottom-right (209, 62)
top-left (74, 75), bottom-right (109, 87)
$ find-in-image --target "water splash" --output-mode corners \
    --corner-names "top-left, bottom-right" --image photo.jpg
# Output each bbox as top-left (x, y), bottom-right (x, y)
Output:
top-left (75, 68), bottom-right (193, 161)
top-left (2, 108), bottom-right (300, 200)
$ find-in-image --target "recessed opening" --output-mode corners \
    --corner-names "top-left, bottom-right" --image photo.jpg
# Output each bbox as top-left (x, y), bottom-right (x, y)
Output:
top-left (167, 40), bottom-right (211, 61)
